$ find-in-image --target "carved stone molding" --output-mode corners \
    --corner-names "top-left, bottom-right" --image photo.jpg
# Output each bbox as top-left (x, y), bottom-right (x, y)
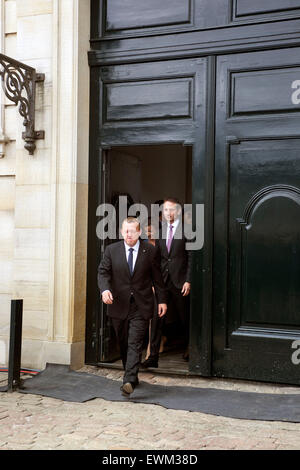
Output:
top-left (0, 53), bottom-right (45, 155)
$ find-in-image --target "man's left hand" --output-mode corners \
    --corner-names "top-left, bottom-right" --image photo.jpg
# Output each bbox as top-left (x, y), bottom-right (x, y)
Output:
top-left (181, 282), bottom-right (191, 296)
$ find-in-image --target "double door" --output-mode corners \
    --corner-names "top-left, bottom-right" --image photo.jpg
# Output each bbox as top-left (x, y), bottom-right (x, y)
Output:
top-left (87, 47), bottom-right (300, 384)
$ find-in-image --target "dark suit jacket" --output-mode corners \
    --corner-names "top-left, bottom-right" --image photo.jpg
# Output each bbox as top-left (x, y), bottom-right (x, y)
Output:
top-left (98, 239), bottom-right (167, 320)
top-left (158, 221), bottom-right (192, 289)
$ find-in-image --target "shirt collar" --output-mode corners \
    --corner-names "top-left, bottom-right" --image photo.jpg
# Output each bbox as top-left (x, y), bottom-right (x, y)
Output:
top-left (167, 218), bottom-right (180, 230)
top-left (124, 239), bottom-right (140, 252)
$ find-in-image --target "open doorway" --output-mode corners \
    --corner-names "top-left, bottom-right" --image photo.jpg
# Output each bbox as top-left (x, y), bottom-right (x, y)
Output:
top-left (99, 143), bottom-right (193, 374)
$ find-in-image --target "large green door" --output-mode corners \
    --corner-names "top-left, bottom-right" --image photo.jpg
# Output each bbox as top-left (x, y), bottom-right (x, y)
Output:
top-left (213, 47), bottom-right (300, 384)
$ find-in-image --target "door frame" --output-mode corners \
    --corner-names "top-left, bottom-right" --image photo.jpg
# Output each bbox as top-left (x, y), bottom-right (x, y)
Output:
top-left (85, 57), bottom-right (216, 376)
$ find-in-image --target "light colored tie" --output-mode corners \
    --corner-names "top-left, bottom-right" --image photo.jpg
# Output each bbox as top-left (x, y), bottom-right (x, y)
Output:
top-left (167, 225), bottom-right (173, 253)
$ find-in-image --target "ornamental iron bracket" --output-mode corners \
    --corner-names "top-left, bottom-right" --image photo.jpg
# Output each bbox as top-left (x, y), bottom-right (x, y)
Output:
top-left (0, 53), bottom-right (45, 155)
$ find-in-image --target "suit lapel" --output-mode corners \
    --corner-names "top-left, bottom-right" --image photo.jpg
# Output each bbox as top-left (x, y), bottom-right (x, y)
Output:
top-left (160, 223), bottom-right (169, 256)
top-left (119, 241), bottom-right (132, 277)
top-left (131, 241), bottom-right (145, 277)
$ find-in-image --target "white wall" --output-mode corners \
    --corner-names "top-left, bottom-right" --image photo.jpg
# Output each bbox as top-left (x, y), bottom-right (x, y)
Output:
top-left (0, 0), bottom-right (17, 366)
top-left (0, 0), bottom-right (90, 370)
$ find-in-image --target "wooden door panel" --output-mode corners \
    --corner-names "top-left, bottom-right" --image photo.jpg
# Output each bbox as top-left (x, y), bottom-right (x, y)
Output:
top-left (214, 48), bottom-right (300, 384)
top-left (98, 58), bottom-right (206, 147)
top-left (234, 185), bottom-right (300, 327)
top-left (234, 0), bottom-right (300, 18)
top-left (105, 78), bottom-right (193, 122)
top-left (229, 140), bottom-right (300, 330)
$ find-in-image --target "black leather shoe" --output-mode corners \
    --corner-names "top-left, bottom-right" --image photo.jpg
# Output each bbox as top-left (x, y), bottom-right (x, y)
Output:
top-left (140, 358), bottom-right (159, 369)
top-left (120, 382), bottom-right (134, 397)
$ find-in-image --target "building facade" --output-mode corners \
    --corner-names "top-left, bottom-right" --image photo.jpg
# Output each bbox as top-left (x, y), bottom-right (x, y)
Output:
top-left (1, 1), bottom-right (300, 385)
top-left (0, 0), bottom-right (90, 370)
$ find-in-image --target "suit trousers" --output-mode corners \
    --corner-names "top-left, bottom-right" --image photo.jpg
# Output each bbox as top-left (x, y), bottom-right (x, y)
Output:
top-left (149, 278), bottom-right (190, 360)
top-left (112, 299), bottom-right (149, 384)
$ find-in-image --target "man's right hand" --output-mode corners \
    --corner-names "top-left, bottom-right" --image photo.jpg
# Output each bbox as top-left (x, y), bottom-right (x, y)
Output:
top-left (158, 303), bottom-right (167, 318)
top-left (102, 290), bottom-right (114, 304)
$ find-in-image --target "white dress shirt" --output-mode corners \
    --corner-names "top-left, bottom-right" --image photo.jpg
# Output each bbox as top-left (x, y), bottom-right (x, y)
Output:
top-left (124, 239), bottom-right (140, 271)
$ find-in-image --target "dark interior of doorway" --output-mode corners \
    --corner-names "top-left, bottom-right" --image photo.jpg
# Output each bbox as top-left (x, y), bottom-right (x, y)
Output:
top-left (99, 143), bottom-right (192, 375)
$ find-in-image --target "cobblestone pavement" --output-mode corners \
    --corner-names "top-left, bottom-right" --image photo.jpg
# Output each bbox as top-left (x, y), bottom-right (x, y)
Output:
top-left (1, 365), bottom-right (300, 450)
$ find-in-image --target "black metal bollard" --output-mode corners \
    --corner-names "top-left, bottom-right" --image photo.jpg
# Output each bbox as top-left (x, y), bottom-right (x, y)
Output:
top-left (7, 299), bottom-right (23, 392)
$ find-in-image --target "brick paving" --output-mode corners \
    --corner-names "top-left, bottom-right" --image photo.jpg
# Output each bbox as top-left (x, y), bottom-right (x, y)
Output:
top-left (0, 365), bottom-right (300, 450)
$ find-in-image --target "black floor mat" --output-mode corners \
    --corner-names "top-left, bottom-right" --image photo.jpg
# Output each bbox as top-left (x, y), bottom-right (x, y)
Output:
top-left (1, 363), bottom-right (300, 422)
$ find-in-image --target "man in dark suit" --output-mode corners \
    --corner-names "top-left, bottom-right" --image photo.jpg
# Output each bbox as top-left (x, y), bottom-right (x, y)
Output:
top-left (98, 217), bottom-right (167, 396)
top-left (141, 197), bottom-right (192, 368)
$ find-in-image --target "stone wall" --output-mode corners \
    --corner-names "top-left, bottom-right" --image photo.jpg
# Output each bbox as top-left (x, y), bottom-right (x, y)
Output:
top-left (0, 0), bottom-right (90, 370)
top-left (0, 0), bottom-right (18, 367)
